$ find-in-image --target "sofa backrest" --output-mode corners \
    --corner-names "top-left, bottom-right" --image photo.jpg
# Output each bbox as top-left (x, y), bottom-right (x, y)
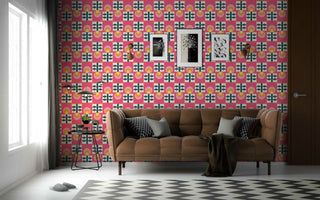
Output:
top-left (121, 109), bottom-right (260, 137)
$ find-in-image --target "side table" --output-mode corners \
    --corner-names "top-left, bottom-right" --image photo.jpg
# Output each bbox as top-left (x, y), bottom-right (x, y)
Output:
top-left (68, 130), bottom-right (105, 170)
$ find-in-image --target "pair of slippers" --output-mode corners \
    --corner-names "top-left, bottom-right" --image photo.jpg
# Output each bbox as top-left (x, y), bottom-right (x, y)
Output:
top-left (51, 182), bottom-right (76, 192)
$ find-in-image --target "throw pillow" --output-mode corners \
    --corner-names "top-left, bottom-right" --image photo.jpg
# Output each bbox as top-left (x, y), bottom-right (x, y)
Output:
top-left (124, 117), bottom-right (153, 138)
top-left (216, 117), bottom-right (243, 137)
top-left (234, 116), bottom-right (261, 139)
top-left (248, 120), bottom-right (261, 138)
top-left (146, 117), bottom-right (171, 138)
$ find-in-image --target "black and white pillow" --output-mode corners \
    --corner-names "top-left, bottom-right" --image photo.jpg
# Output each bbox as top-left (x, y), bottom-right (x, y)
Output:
top-left (234, 116), bottom-right (260, 139)
top-left (124, 117), bottom-right (153, 138)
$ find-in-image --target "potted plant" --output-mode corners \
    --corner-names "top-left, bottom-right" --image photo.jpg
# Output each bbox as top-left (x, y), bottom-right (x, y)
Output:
top-left (82, 115), bottom-right (91, 124)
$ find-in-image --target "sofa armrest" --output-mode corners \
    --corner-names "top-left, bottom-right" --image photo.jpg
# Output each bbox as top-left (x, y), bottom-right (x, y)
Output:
top-left (106, 109), bottom-right (126, 162)
top-left (257, 109), bottom-right (282, 161)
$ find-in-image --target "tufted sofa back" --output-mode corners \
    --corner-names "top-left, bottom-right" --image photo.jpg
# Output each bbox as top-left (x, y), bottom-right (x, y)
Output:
top-left (122, 109), bottom-right (260, 137)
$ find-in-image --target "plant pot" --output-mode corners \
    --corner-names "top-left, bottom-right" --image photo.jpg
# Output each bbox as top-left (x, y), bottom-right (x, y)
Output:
top-left (82, 120), bottom-right (90, 124)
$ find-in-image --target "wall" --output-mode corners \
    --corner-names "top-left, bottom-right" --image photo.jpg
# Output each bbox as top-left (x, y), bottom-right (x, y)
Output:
top-left (0, 0), bottom-right (42, 194)
top-left (58, 0), bottom-right (288, 163)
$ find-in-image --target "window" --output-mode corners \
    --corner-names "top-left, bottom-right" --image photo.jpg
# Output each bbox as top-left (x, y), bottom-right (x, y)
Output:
top-left (8, 2), bottom-right (48, 151)
top-left (8, 3), bottom-right (28, 150)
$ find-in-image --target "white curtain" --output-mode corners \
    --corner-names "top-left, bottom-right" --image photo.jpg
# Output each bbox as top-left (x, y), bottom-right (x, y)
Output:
top-left (31, 0), bottom-right (49, 171)
top-left (10, 0), bottom-right (49, 170)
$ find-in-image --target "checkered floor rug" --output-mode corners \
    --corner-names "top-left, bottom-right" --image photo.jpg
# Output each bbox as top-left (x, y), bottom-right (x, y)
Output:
top-left (73, 179), bottom-right (320, 200)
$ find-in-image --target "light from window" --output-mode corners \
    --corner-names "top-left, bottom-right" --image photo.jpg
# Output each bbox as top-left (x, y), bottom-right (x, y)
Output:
top-left (29, 16), bottom-right (43, 143)
top-left (8, 3), bottom-right (28, 150)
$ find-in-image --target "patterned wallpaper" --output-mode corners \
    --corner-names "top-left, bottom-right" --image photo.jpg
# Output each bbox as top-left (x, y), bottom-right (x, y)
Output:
top-left (58, 0), bottom-right (288, 163)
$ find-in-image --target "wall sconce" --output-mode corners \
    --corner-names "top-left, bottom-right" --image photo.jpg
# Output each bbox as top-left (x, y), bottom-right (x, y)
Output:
top-left (127, 43), bottom-right (134, 60)
top-left (78, 91), bottom-right (94, 97)
top-left (62, 85), bottom-right (73, 92)
top-left (241, 43), bottom-right (251, 60)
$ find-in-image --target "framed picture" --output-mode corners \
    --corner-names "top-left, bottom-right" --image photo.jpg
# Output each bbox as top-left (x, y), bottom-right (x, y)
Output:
top-left (177, 29), bottom-right (202, 67)
top-left (212, 34), bottom-right (230, 61)
top-left (150, 34), bottom-right (168, 61)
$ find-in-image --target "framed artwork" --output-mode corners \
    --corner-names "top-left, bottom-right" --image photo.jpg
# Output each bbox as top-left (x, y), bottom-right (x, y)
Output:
top-left (211, 34), bottom-right (230, 61)
top-left (150, 34), bottom-right (168, 61)
top-left (177, 29), bottom-right (202, 67)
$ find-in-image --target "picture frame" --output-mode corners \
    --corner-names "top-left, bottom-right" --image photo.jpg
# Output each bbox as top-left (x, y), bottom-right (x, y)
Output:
top-left (177, 29), bottom-right (202, 67)
top-left (150, 34), bottom-right (168, 61)
top-left (211, 33), bottom-right (230, 61)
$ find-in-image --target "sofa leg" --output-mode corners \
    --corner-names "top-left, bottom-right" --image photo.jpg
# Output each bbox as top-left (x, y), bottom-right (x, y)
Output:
top-left (118, 161), bottom-right (122, 175)
top-left (256, 161), bottom-right (260, 168)
top-left (267, 161), bottom-right (271, 175)
top-left (122, 161), bottom-right (126, 168)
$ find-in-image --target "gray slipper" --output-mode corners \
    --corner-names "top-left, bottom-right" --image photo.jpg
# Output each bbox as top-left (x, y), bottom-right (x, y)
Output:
top-left (63, 182), bottom-right (76, 189)
top-left (52, 183), bottom-right (68, 192)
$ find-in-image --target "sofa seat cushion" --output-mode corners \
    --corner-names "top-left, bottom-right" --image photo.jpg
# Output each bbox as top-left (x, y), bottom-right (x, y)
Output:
top-left (117, 136), bottom-right (182, 161)
top-left (135, 137), bottom-right (160, 161)
top-left (237, 138), bottom-right (274, 161)
top-left (117, 136), bottom-right (209, 161)
top-left (160, 136), bottom-right (182, 161)
top-left (116, 137), bottom-right (136, 161)
top-left (181, 135), bottom-right (208, 161)
top-left (160, 136), bottom-right (181, 155)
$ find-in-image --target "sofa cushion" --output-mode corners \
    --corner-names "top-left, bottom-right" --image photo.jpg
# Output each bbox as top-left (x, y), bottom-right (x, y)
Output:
top-left (116, 136), bottom-right (274, 162)
top-left (116, 137), bottom-right (136, 160)
top-left (141, 109), bottom-right (161, 120)
top-left (181, 135), bottom-right (208, 155)
top-left (240, 109), bottom-right (260, 118)
top-left (180, 109), bottom-right (202, 136)
top-left (200, 109), bottom-right (222, 138)
top-left (122, 109), bottom-right (142, 118)
top-left (160, 109), bottom-right (181, 136)
top-left (135, 137), bottom-right (160, 161)
top-left (160, 136), bottom-right (182, 161)
top-left (181, 136), bottom-right (208, 161)
top-left (237, 138), bottom-right (274, 161)
top-left (222, 109), bottom-right (241, 119)
top-left (147, 117), bottom-right (171, 138)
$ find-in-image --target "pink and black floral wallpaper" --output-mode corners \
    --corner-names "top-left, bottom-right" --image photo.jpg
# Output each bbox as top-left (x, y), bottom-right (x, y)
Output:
top-left (58, 0), bottom-right (288, 162)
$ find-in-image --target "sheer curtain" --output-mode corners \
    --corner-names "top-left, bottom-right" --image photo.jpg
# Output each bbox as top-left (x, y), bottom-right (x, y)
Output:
top-left (28, 0), bottom-right (49, 171)
top-left (10, 0), bottom-right (50, 170)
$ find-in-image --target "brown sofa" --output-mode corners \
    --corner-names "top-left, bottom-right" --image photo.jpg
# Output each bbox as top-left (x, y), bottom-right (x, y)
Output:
top-left (106, 109), bottom-right (281, 175)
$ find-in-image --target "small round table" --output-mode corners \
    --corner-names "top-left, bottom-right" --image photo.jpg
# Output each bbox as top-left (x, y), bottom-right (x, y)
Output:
top-left (68, 130), bottom-right (105, 170)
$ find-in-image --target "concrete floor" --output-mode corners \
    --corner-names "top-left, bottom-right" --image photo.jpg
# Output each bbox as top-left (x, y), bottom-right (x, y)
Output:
top-left (1, 162), bottom-right (320, 200)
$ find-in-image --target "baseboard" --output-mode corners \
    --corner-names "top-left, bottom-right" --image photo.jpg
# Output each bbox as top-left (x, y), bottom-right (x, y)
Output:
top-left (0, 170), bottom-right (39, 196)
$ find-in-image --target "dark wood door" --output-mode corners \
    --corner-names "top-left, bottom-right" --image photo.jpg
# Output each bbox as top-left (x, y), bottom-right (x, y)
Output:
top-left (312, 0), bottom-right (320, 164)
top-left (288, 0), bottom-right (320, 164)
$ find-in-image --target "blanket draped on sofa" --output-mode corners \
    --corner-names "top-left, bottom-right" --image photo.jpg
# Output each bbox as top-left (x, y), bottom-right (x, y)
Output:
top-left (203, 134), bottom-right (238, 177)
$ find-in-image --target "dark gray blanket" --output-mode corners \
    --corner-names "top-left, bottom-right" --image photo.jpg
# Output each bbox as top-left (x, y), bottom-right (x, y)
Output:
top-left (202, 134), bottom-right (238, 177)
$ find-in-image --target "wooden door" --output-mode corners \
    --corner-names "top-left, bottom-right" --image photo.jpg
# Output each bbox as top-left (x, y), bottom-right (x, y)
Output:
top-left (288, 0), bottom-right (320, 164)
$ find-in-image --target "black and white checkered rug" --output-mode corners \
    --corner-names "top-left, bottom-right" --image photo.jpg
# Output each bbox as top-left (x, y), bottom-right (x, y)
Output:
top-left (73, 179), bottom-right (320, 200)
